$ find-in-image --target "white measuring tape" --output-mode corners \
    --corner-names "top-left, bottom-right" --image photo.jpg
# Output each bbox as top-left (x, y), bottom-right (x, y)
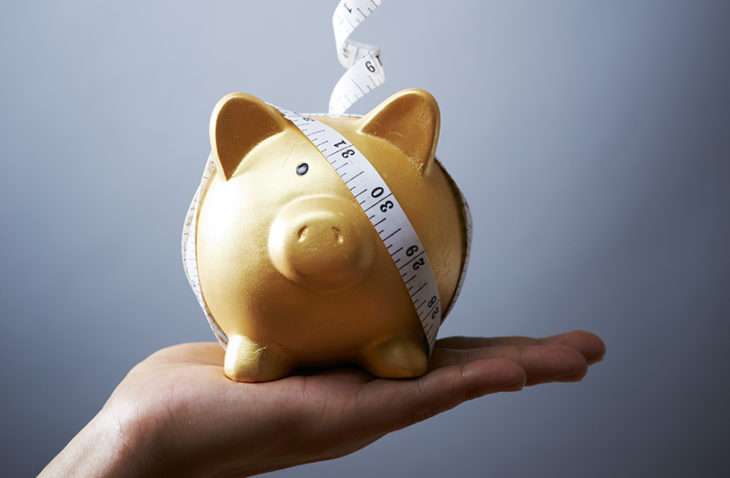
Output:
top-left (183, 0), bottom-right (472, 357)
top-left (329, 0), bottom-right (385, 114)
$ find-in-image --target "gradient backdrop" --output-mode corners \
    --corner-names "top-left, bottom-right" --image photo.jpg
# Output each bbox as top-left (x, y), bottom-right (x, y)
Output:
top-left (1, 1), bottom-right (728, 476)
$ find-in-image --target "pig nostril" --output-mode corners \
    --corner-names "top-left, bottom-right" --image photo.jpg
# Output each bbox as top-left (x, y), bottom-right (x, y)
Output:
top-left (297, 226), bottom-right (308, 242)
top-left (332, 227), bottom-right (344, 244)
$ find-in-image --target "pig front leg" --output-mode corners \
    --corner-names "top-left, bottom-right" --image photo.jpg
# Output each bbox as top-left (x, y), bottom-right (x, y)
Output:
top-left (224, 335), bottom-right (291, 382)
top-left (358, 334), bottom-right (429, 378)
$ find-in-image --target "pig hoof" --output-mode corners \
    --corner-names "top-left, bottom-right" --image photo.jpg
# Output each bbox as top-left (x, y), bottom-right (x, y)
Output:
top-left (359, 336), bottom-right (428, 378)
top-left (224, 335), bottom-right (290, 382)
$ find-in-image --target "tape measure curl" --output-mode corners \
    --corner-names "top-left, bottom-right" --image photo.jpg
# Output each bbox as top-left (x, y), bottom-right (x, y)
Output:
top-left (329, 0), bottom-right (385, 114)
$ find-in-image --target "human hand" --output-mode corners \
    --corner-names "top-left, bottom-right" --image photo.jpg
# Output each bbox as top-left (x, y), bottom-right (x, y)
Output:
top-left (40, 330), bottom-right (604, 477)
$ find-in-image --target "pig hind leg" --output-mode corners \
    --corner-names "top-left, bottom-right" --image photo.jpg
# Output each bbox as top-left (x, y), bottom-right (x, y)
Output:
top-left (358, 334), bottom-right (428, 378)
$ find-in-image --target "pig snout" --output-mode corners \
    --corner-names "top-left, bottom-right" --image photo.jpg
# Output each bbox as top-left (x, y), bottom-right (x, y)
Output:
top-left (268, 195), bottom-right (376, 290)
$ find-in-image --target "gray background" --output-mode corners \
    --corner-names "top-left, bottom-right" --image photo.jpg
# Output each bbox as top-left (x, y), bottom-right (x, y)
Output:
top-left (1, 0), bottom-right (728, 476)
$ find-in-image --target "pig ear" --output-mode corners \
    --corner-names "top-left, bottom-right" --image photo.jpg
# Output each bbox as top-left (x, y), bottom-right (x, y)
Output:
top-left (358, 89), bottom-right (440, 175)
top-left (210, 93), bottom-right (290, 180)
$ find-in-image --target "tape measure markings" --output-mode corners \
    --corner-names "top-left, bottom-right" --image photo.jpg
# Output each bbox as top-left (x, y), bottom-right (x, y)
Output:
top-left (330, 0), bottom-right (385, 114)
top-left (181, 156), bottom-right (228, 346)
top-left (279, 107), bottom-right (442, 352)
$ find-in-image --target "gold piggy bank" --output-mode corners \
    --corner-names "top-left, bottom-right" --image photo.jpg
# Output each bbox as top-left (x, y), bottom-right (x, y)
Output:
top-left (183, 89), bottom-right (470, 382)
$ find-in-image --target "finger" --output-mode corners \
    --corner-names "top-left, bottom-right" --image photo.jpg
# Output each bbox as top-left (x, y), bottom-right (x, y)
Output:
top-left (355, 358), bottom-right (526, 433)
top-left (430, 343), bottom-right (588, 385)
top-left (542, 330), bottom-right (605, 364)
top-left (437, 330), bottom-right (605, 365)
top-left (437, 336), bottom-right (540, 349)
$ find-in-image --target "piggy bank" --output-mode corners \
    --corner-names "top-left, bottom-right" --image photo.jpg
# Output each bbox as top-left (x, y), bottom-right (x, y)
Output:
top-left (183, 89), bottom-right (471, 382)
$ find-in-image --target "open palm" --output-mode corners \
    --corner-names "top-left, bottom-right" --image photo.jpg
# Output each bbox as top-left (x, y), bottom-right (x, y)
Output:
top-left (92, 330), bottom-right (603, 477)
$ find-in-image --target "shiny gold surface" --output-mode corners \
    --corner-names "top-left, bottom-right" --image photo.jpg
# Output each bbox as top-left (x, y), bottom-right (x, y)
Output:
top-left (196, 89), bottom-right (468, 382)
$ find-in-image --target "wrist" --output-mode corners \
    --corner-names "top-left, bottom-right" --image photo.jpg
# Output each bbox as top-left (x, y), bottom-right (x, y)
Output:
top-left (39, 407), bottom-right (149, 478)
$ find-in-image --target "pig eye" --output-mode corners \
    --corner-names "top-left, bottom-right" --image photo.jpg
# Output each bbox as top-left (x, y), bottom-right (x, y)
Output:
top-left (296, 163), bottom-right (309, 176)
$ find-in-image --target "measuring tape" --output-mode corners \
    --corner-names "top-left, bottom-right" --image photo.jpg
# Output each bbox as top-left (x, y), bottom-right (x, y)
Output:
top-left (182, 156), bottom-right (228, 345)
top-left (329, 0), bottom-right (385, 114)
top-left (183, 0), bottom-right (472, 356)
